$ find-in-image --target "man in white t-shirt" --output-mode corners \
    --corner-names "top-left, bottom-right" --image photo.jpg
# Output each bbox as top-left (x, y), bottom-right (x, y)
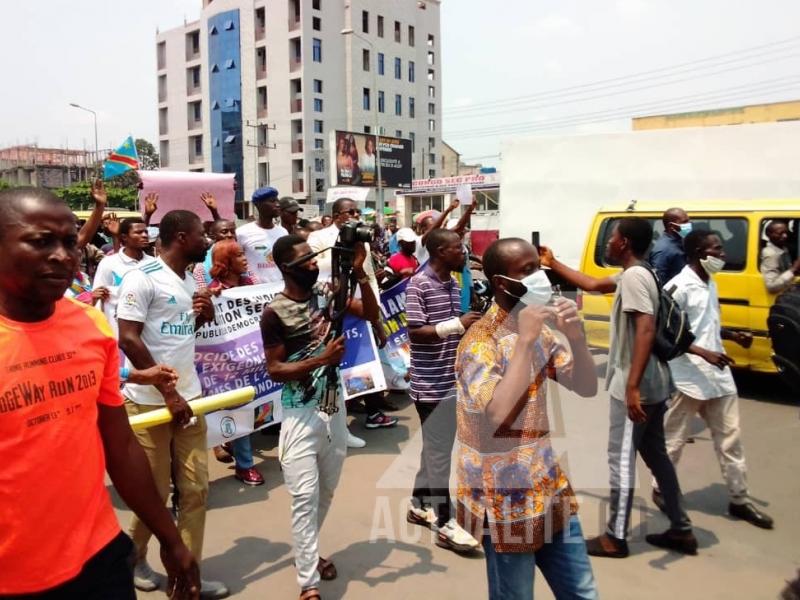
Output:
top-left (93, 217), bottom-right (156, 335)
top-left (236, 186), bottom-right (288, 283)
top-left (117, 210), bottom-right (229, 599)
top-left (651, 228), bottom-right (774, 530)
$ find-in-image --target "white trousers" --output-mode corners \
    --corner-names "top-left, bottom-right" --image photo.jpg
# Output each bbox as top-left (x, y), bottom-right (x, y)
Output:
top-left (653, 391), bottom-right (749, 503)
top-left (279, 405), bottom-right (347, 591)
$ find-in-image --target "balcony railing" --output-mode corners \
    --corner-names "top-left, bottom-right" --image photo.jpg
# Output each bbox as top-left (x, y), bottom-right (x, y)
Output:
top-left (290, 98), bottom-right (302, 113)
top-left (292, 179), bottom-right (305, 193)
top-left (255, 26), bottom-right (265, 41)
top-left (291, 139), bottom-right (304, 153)
top-left (257, 105), bottom-right (268, 119)
top-left (289, 58), bottom-right (302, 72)
top-left (288, 16), bottom-right (300, 31)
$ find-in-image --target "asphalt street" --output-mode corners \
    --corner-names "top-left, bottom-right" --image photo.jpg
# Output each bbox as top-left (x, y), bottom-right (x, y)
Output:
top-left (117, 358), bottom-right (800, 600)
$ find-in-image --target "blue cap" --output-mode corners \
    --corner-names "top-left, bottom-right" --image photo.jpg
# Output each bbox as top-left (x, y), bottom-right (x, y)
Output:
top-left (252, 186), bottom-right (279, 202)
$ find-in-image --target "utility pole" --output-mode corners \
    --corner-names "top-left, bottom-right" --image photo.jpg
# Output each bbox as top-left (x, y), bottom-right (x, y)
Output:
top-left (245, 119), bottom-right (275, 190)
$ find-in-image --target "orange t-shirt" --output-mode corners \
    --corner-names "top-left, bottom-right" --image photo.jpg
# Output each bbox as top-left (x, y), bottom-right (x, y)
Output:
top-left (0, 298), bottom-right (124, 594)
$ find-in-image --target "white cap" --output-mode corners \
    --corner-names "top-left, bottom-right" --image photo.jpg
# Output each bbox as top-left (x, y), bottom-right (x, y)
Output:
top-left (396, 227), bottom-right (416, 242)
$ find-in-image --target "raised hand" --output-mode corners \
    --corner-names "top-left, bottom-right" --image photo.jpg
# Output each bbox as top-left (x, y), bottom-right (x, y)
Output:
top-left (200, 192), bottom-right (218, 211)
top-left (144, 193), bottom-right (159, 217)
top-left (90, 179), bottom-right (107, 206)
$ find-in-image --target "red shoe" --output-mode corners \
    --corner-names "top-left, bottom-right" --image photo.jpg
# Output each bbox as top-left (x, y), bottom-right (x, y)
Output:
top-left (235, 467), bottom-right (265, 486)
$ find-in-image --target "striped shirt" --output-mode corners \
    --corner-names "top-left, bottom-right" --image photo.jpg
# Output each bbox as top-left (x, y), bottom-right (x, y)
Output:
top-left (406, 264), bottom-right (463, 403)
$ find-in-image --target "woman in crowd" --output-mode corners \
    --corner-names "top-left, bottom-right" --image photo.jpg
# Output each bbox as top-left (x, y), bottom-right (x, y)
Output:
top-left (208, 239), bottom-right (265, 486)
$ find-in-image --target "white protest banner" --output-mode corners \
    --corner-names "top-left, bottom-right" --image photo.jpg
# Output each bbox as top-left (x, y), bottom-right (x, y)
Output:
top-left (194, 282), bottom-right (283, 447)
top-left (456, 183), bottom-right (473, 205)
top-left (326, 186), bottom-right (370, 204)
top-left (339, 314), bottom-right (387, 400)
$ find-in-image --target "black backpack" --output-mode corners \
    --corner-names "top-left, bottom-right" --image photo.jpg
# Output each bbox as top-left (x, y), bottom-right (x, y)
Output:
top-left (642, 265), bottom-right (696, 362)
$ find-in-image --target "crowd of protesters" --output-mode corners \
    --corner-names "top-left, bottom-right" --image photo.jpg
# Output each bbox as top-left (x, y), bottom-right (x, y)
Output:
top-left (0, 180), bottom-right (786, 600)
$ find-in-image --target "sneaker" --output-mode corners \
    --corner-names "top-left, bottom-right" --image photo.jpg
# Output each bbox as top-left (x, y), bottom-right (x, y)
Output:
top-left (365, 412), bottom-right (398, 429)
top-left (435, 518), bottom-right (480, 553)
top-left (347, 431), bottom-right (366, 448)
top-left (407, 504), bottom-right (437, 529)
top-left (200, 579), bottom-right (230, 599)
top-left (645, 528), bottom-right (698, 555)
top-left (133, 559), bottom-right (160, 592)
top-left (729, 502), bottom-right (774, 529)
top-left (235, 467), bottom-right (265, 486)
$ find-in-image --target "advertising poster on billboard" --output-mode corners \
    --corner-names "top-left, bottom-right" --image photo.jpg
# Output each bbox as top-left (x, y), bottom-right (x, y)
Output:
top-left (331, 130), bottom-right (412, 189)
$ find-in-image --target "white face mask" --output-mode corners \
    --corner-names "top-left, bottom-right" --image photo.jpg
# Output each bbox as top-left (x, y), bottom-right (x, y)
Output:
top-left (499, 270), bottom-right (553, 306)
top-left (700, 255), bottom-right (725, 275)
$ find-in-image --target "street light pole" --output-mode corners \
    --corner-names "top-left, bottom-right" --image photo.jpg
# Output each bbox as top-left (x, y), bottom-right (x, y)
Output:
top-left (69, 103), bottom-right (98, 174)
top-left (341, 28), bottom-right (383, 224)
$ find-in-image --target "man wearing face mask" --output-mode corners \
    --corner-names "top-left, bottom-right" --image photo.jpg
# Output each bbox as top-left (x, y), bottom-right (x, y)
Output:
top-left (649, 207), bottom-right (692, 284)
top-left (540, 218), bottom-right (697, 558)
top-left (455, 238), bottom-right (599, 599)
top-left (650, 229), bottom-right (774, 529)
top-left (261, 234), bottom-right (380, 599)
top-left (405, 228), bottom-right (483, 552)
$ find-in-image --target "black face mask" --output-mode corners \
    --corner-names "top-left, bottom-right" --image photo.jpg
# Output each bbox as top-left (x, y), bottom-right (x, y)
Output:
top-left (288, 267), bottom-right (320, 289)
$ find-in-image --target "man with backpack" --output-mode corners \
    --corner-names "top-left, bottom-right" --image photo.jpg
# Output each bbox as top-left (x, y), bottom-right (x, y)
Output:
top-left (540, 217), bottom-right (697, 558)
top-left (652, 229), bottom-right (774, 529)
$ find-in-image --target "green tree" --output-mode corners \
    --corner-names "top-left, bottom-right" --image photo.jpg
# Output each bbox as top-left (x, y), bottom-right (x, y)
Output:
top-left (54, 180), bottom-right (138, 211)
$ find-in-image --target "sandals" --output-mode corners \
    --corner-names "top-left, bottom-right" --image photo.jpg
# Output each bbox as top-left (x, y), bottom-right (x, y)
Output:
top-left (317, 557), bottom-right (337, 581)
top-left (300, 589), bottom-right (321, 600)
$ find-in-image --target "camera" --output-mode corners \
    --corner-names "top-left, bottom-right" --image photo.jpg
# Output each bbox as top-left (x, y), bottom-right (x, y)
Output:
top-left (338, 221), bottom-right (374, 247)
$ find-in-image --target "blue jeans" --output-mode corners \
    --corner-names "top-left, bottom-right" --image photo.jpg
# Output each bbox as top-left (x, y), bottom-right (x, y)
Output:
top-left (232, 435), bottom-right (254, 469)
top-left (482, 515), bottom-right (598, 600)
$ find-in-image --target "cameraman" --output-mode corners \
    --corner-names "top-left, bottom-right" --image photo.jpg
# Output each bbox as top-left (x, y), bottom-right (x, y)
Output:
top-left (308, 198), bottom-right (397, 447)
top-left (261, 234), bottom-right (379, 600)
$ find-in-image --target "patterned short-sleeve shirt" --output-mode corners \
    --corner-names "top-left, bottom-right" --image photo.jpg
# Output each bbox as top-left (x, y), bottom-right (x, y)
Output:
top-left (455, 302), bottom-right (579, 553)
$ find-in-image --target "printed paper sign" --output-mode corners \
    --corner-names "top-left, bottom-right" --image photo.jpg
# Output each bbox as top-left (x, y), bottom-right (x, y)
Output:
top-left (456, 183), bottom-right (473, 205)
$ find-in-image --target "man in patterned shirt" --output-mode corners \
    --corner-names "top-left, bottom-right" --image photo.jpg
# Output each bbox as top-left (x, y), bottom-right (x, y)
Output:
top-left (455, 238), bottom-right (599, 600)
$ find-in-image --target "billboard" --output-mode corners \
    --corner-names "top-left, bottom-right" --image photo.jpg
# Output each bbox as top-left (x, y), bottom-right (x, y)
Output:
top-left (330, 130), bottom-right (412, 189)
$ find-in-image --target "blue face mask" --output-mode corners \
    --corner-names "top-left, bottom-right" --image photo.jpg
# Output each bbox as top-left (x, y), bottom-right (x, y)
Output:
top-left (673, 222), bottom-right (693, 238)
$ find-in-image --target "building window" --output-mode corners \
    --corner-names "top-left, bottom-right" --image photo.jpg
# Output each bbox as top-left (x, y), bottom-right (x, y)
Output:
top-left (363, 88), bottom-right (370, 110)
top-left (428, 119), bottom-right (435, 131)
top-left (427, 68), bottom-right (435, 81)
top-left (409, 132), bottom-right (415, 152)
top-left (194, 136), bottom-right (203, 157)
top-left (429, 169), bottom-right (436, 178)
top-left (313, 16), bottom-right (321, 31)
top-left (316, 178), bottom-right (325, 192)
top-left (429, 152), bottom-right (435, 165)
top-left (409, 97), bottom-right (415, 118)
top-left (412, 167), bottom-right (416, 179)
top-left (427, 51), bottom-right (435, 66)
top-left (157, 41), bottom-right (166, 70)
top-left (315, 157), bottom-right (325, 172)
top-left (364, 125), bottom-right (371, 133)
top-left (314, 120), bottom-right (323, 133)
top-left (314, 79), bottom-right (323, 93)
top-left (378, 91), bottom-right (385, 113)
top-left (428, 136), bottom-right (435, 149)
top-left (314, 98), bottom-right (323, 112)
top-left (395, 94), bottom-right (402, 116)
top-left (362, 10), bottom-right (369, 33)
top-left (394, 57), bottom-right (401, 79)
top-left (394, 20), bottom-right (401, 43)
top-left (362, 48), bottom-right (370, 71)
top-left (315, 138), bottom-right (324, 149)
top-left (427, 33), bottom-right (435, 47)
top-left (408, 25), bottom-right (415, 47)
top-left (377, 53), bottom-right (385, 75)
top-left (395, 130), bottom-right (402, 138)
top-left (428, 85), bottom-right (435, 98)
top-left (312, 38), bottom-right (322, 62)
top-left (428, 102), bottom-right (435, 115)
top-left (191, 66), bottom-right (201, 88)
top-left (377, 15), bottom-right (384, 37)
top-left (312, 0), bottom-right (320, 9)
top-left (409, 60), bottom-right (415, 82)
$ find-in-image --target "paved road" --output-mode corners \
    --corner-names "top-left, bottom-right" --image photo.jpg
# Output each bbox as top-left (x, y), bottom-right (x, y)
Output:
top-left (119, 362), bottom-right (800, 599)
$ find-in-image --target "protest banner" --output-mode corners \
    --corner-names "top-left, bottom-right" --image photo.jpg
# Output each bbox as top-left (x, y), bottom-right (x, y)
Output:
top-left (339, 314), bottom-right (387, 400)
top-left (195, 282), bottom-right (283, 447)
top-left (138, 170), bottom-right (236, 224)
top-left (378, 277), bottom-right (410, 372)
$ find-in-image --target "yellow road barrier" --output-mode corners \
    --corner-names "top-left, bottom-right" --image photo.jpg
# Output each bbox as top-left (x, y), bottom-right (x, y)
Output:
top-left (128, 387), bottom-right (256, 431)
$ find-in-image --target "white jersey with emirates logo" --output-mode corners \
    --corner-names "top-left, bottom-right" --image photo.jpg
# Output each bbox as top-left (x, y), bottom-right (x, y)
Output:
top-left (116, 257), bottom-right (202, 405)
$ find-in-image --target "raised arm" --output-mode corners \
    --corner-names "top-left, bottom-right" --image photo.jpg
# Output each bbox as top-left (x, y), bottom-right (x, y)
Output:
top-left (548, 298), bottom-right (597, 397)
top-left (451, 201), bottom-right (475, 237)
top-left (421, 198), bottom-right (459, 246)
top-left (77, 179), bottom-right (108, 249)
top-left (200, 192), bottom-right (222, 221)
top-left (143, 192), bottom-right (158, 227)
top-left (539, 246), bottom-right (618, 294)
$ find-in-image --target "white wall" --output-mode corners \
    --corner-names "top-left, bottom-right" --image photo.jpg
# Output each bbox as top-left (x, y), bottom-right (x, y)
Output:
top-left (500, 121), bottom-right (800, 268)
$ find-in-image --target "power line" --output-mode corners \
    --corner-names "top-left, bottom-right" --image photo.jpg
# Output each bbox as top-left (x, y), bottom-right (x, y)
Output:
top-left (443, 34), bottom-right (800, 115)
top-left (446, 79), bottom-right (800, 140)
top-left (445, 52), bottom-right (800, 120)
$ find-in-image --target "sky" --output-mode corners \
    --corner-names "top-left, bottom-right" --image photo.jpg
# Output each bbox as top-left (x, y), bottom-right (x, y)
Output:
top-left (2, 0), bottom-right (800, 169)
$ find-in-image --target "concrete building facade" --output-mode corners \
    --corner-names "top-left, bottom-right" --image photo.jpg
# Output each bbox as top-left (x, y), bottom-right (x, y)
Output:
top-left (633, 99), bottom-right (800, 130)
top-left (156, 0), bottom-right (442, 216)
top-left (0, 146), bottom-right (96, 189)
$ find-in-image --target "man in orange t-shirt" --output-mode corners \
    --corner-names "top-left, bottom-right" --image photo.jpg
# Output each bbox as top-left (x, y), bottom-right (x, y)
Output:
top-left (0, 188), bottom-right (200, 599)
